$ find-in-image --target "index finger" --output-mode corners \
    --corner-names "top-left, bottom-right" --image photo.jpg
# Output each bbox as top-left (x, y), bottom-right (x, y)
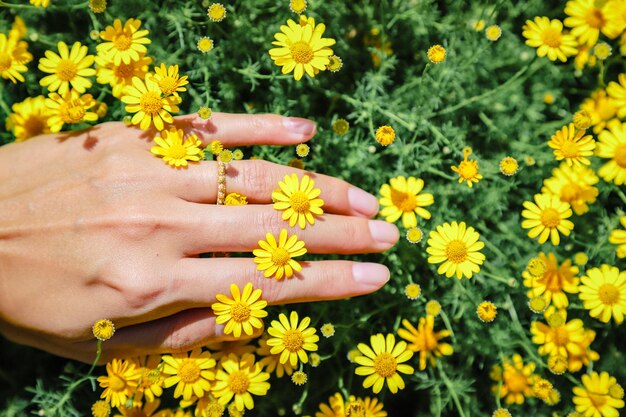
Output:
top-left (173, 112), bottom-right (318, 146)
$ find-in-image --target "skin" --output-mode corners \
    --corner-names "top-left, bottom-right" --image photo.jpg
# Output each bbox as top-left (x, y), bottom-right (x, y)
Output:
top-left (0, 112), bottom-right (399, 363)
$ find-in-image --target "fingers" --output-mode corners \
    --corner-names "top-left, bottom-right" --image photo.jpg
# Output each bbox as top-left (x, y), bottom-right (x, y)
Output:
top-left (168, 159), bottom-right (379, 217)
top-left (172, 112), bottom-right (317, 146)
top-left (170, 258), bottom-right (390, 306)
top-left (176, 203), bottom-right (399, 255)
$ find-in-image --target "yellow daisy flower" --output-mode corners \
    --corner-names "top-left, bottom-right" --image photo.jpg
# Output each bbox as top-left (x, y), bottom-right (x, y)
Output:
top-left (152, 63), bottom-right (188, 97)
top-left (427, 44), bottom-right (446, 63)
top-left (375, 125), bottom-right (395, 146)
top-left (522, 17), bottom-right (578, 62)
top-left (485, 25), bottom-right (502, 41)
top-left (161, 347), bottom-right (216, 401)
top-left (609, 216), bottom-right (626, 258)
top-left (608, 73), bottom-right (626, 118)
top-left (404, 283), bottom-right (422, 300)
top-left (45, 89), bottom-right (98, 133)
top-left (132, 355), bottom-right (164, 403)
top-left (564, 0), bottom-right (610, 46)
top-left (97, 359), bottom-right (141, 408)
top-left (499, 156), bottom-right (519, 176)
top-left (521, 193), bottom-right (574, 246)
top-left (378, 176), bottom-right (434, 229)
top-left (580, 89), bottom-right (618, 135)
top-left (289, 0), bottom-right (307, 14)
top-left (291, 370), bottom-right (307, 385)
top-left (150, 128), bottom-right (204, 168)
top-left (97, 18), bottom-right (152, 65)
top-left (197, 36), bottom-right (214, 53)
top-left (477, 301), bottom-right (497, 323)
top-left (579, 264), bottom-right (626, 324)
top-left (332, 118), bottom-right (350, 135)
top-left (530, 307), bottom-right (589, 359)
top-left (451, 147), bottom-right (483, 187)
top-left (211, 283), bottom-right (268, 338)
top-left (211, 353), bottom-right (270, 412)
top-left (6, 96), bottom-right (53, 142)
top-left (121, 76), bottom-right (180, 131)
top-left (397, 316), bottom-right (453, 370)
top-left (95, 53), bottom-right (152, 98)
top-left (256, 335), bottom-right (295, 378)
top-left (91, 400), bottom-right (110, 417)
top-left (596, 120), bottom-right (626, 185)
top-left (573, 372), bottom-right (625, 417)
top-left (541, 162), bottom-right (599, 215)
top-left (29, 0), bottom-right (49, 6)
top-left (92, 319), bottom-right (115, 341)
top-left (547, 123), bottom-right (596, 167)
top-left (326, 54), bottom-right (343, 72)
top-left (426, 221), bottom-right (485, 279)
top-left (489, 354), bottom-right (538, 405)
top-left (354, 333), bottom-right (414, 394)
top-left (0, 33), bottom-right (31, 83)
top-left (253, 229), bottom-right (307, 279)
top-left (266, 311), bottom-right (319, 367)
top-left (272, 174), bottom-right (324, 229)
top-left (38, 41), bottom-right (95, 95)
top-left (522, 252), bottom-right (579, 309)
top-left (315, 393), bottom-right (345, 417)
top-left (207, 3), bottom-right (227, 22)
top-left (268, 16), bottom-right (336, 80)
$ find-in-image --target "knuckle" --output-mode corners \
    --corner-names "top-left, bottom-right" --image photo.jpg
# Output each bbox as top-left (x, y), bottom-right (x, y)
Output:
top-left (102, 263), bottom-right (166, 310)
top-left (241, 160), bottom-right (275, 197)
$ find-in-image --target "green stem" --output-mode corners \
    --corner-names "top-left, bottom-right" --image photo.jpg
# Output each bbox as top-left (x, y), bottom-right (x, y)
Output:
top-left (0, 1), bottom-right (36, 8)
top-left (88, 340), bottom-right (103, 376)
top-left (438, 366), bottom-right (467, 417)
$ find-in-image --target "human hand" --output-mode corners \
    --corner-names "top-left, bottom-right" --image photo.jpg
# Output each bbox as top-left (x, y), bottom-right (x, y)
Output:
top-left (0, 113), bottom-right (399, 363)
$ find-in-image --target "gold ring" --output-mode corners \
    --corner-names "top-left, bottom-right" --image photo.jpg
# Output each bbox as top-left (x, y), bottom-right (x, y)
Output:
top-left (217, 155), bottom-right (227, 205)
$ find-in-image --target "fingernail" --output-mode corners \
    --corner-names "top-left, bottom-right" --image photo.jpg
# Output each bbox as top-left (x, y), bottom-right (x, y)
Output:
top-left (353, 263), bottom-right (390, 286)
top-left (283, 117), bottom-right (317, 138)
top-left (369, 220), bottom-right (399, 245)
top-left (348, 187), bottom-right (379, 216)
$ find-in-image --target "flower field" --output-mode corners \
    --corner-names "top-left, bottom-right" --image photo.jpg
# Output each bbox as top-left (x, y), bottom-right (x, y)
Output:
top-left (1, 0), bottom-right (626, 416)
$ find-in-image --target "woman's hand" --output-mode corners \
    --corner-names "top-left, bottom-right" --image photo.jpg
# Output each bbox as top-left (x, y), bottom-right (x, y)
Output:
top-left (0, 113), bottom-right (398, 363)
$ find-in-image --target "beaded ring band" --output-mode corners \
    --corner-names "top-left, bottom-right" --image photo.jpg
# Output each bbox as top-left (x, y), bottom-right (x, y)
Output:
top-left (217, 155), bottom-right (227, 205)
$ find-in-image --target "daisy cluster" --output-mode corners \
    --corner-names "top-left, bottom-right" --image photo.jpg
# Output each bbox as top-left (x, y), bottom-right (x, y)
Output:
top-left (3, 1), bottom-right (626, 417)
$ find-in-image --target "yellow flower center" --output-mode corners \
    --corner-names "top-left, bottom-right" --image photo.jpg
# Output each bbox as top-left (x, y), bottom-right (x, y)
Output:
top-left (108, 374), bottom-right (127, 392)
top-left (208, 4), bottom-right (226, 21)
top-left (540, 208), bottom-right (561, 228)
top-left (56, 59), bottom-right (78, 81)
top-left (60, 101), bottom-right (86, 124)
top-left (115, 62), bottom-right (136, 79)
top-left (271, 247), bottom-right (291, 266)
top-left (588, 392), bottom-right (608, 408)
top-left (541, 28), bottom-right (562, 48)
top-left (231, 302), bottom-right (252, 323)
top-left (158, 77), bottom-right (178, 96)
top-left (178, 360), bottom-right (201, 383)
top-left (598, 283), bottom-right (619, 305)
top-left (552, 326), bottom-right (570, 346)
top-left (390, 188), bottom-right (417, 212)
top-left (0, 52), bottom-right (12, 71)
top-left (228, 370), bottom-right (250, 395)
top-left (505, 371), bottom-right (528, 392)
top-left (140, 91), bottom-right (163, 115)
top-left (114, 34), bottom-right (132, 51)
top-left (560, 140), bottom-right (581, 158)
top-left (23, 116), bottom-right (46, 138)
top-left (282, 329), bottom-right (304, 352)
top-left (345, 401), bottom-right (366, 417)
top-left (289, 191), bottom-right (311, 212)
top-left (290, 41), bottom-right (314, 64)
top-left (373, 352), bottom-right (397, 378)
top-left (167, 143), bottom-right (187, 160)
top-left (458, 160), bottom-right (479, 180)
top-left (445, 240), bottom-right (468, 263)
top-left (614, 143), bottom-right (626, 168)
top-left (585, 9), bottom-right (605, 28)
top-left (560, 183), bottom-right (582, 203)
